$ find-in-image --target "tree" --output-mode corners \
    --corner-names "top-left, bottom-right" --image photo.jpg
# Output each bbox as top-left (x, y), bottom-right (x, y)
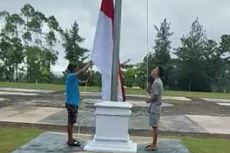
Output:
top-left (175, 18), bottom-right (211, 91)
top-left (21, 4), bottom-right (34, 45)
top-left (124, 68), bottom-right (136, 87)
top-left (213, 35), bottom-right (230, 92)
top-left (20, 4), bottom-right (61, 83)
top-left (63, 21), bottom-right (88, 63)
top-left (0, 11), bottom-right (25, 81)
top-left (153, 19), bottom-right (173, 67)
top-left (9, 37), bottom-right (24, 81)
top-left (219, 34), bottom-right (230, 63)
top-left (135, 63), bottom-right (147, 89)
top-left (87, 71), bottom-right (101, 86)
top-left (62, 21), bottom-right (88, 80)
top-left (137, 19), bottom-right (173, 88)
top-left (44, 16), bottom-right (59, 82)
top-left (0, 32), bottom-right (12, 80)
top-left (25, 46), bottom-right (42, 82)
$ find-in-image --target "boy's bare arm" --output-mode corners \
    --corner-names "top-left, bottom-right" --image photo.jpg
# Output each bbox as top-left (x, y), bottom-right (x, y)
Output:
top-left (145, 94), bottom-right (158, 103)
top-left (74, 61), bottom-right (93, 76)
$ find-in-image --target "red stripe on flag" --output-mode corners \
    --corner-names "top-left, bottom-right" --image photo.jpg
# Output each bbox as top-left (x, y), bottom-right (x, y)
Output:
top-left (101, 0), bottom-right (114, 20)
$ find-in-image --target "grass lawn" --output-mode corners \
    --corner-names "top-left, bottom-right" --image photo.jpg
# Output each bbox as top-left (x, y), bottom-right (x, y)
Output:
top-left (0, 128), bottom-right (42, 153)
top-left (181, 137), bottom-right (230, 153)
top-left (0, 82), bottom-right (65, 91)
top-left (125, 88), bottom-right (230, 99)
top-left (0, 81), bottom-right (230, 99)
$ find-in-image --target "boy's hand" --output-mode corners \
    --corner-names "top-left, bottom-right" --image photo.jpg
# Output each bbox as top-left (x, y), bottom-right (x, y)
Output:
top-left (77, 61), bottom-right (93, 75)
top-left (145, 99), bottom-right (150, 103)
top-left (145, 96), bottom-right (150, 103)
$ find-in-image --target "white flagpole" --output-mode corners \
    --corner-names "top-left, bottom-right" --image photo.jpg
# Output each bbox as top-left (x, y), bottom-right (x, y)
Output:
top-left (110, 0), bottom-right (122, 101)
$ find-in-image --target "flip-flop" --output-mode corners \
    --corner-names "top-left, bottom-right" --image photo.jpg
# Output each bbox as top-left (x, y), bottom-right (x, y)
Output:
top-left (145, 144), bottom-right (151, 149)
top-left (67, 140), bottom-right (81, 147)
top-left (144, 146), bottom-right (158, 151)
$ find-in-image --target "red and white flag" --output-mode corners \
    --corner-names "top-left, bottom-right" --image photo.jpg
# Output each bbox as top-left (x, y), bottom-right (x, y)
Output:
top-left (91, 0), bottom-right (125, 101)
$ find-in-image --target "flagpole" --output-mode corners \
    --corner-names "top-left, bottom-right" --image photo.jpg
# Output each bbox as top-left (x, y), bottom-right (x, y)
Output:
top-left (110, 0), bottom-right (122, 101)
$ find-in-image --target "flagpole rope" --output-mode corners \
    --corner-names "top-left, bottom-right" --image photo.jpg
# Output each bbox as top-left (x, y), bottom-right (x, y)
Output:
top-left (146, 0), bottom-right (150, 88)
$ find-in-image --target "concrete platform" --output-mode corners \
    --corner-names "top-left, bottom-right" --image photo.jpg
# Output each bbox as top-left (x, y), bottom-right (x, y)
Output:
top-left (13, 132), bottom-right (190, 153)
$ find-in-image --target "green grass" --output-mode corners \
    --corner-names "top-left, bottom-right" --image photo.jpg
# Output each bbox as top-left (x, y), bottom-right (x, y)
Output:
top-left (125, 88), bottom-right (230, 99)
top-left (0, 81), bottom-right (230, 99)
top-left (0, 82), bottom-right (65, 91)
top-left (181, 137), bottom-right (230, 153)
top-left (0, 128), bottom-right (42, 153)
top-left (0, 81), bottom-right (100, 92)
top-left (164, 90), bottom-right (230, 99)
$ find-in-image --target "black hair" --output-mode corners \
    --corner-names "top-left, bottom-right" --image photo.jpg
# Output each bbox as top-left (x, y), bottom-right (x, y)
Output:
top-left (148, 75), bottom-right (154, 84)
top-left (158, 66), bottom-right (164, 78)
top-left (67, 63), bottom-right (77, 73)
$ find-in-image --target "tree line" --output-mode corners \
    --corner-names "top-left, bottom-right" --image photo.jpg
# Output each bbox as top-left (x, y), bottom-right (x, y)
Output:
top-left (0, 4), bottom-right (229, 92)
top-left (0, 4), bottom-right (88, 83)
top-left (125, 19), bottom-right (230, 93)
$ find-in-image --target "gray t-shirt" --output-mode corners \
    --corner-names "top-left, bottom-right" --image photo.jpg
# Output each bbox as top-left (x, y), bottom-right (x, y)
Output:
top-left (149, 78), bottom-right (163, 114)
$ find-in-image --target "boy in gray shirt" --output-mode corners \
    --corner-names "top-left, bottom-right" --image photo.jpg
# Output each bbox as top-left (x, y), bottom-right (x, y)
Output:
top-left (145, 66), bottom-right (163, 151)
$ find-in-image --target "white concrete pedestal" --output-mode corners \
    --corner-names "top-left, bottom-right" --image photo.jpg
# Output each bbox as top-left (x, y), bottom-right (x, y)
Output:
top-left (84, 101), bottom-right (137, 153)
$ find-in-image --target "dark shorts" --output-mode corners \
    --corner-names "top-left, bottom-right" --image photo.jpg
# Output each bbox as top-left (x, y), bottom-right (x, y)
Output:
top-left (66, 104), bottom-right (78, 125)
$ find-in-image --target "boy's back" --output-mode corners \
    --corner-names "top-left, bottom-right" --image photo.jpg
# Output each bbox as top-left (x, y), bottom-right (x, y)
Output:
top-left (65, 73), bottom-right (80, 106)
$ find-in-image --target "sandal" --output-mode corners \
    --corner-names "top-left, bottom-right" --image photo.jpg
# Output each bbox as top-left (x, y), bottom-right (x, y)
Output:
top-left (145, 144), bottom-right (151, 149)
top-left (144, 146), bottom-right (158, 151)
top-left (67, 140), bottom-right (81, 147)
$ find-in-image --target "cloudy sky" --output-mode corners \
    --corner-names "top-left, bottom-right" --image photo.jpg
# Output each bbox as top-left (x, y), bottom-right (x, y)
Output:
top-left (1, 0), bottom-right (230, 74)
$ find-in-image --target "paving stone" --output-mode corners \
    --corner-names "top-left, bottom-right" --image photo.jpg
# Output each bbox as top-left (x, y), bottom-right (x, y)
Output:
top-left (187, 115), bottom-right (230, 134)
top-left (13, 132), bottom-right (190, 153)
top-left (0, 105), bottom-right (212, 134)
top-left (0, 106), bottom-right (62, 123)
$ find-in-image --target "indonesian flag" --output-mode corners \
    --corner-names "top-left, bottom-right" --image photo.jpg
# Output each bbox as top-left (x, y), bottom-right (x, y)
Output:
top-left (91, 0), bottom-right (125, 101)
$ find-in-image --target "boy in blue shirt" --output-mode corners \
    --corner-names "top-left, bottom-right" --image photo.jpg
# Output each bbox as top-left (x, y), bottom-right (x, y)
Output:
top-left (65, 62), bottom-right (92, 146)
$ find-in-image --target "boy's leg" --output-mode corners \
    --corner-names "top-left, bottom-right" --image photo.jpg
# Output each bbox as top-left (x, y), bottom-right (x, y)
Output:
top-left (66, 105), bottom-right (78, 144)
top-left (67, 123), bottom-right (73, 143)
top-left (151, 127), bottom-right (158, 148)
top-left (146, 113), bottom-right (159, 149)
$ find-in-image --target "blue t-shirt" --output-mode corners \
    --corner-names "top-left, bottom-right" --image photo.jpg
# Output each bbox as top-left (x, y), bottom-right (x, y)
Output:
top-left (65, 73), bottom-right (80, 106)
